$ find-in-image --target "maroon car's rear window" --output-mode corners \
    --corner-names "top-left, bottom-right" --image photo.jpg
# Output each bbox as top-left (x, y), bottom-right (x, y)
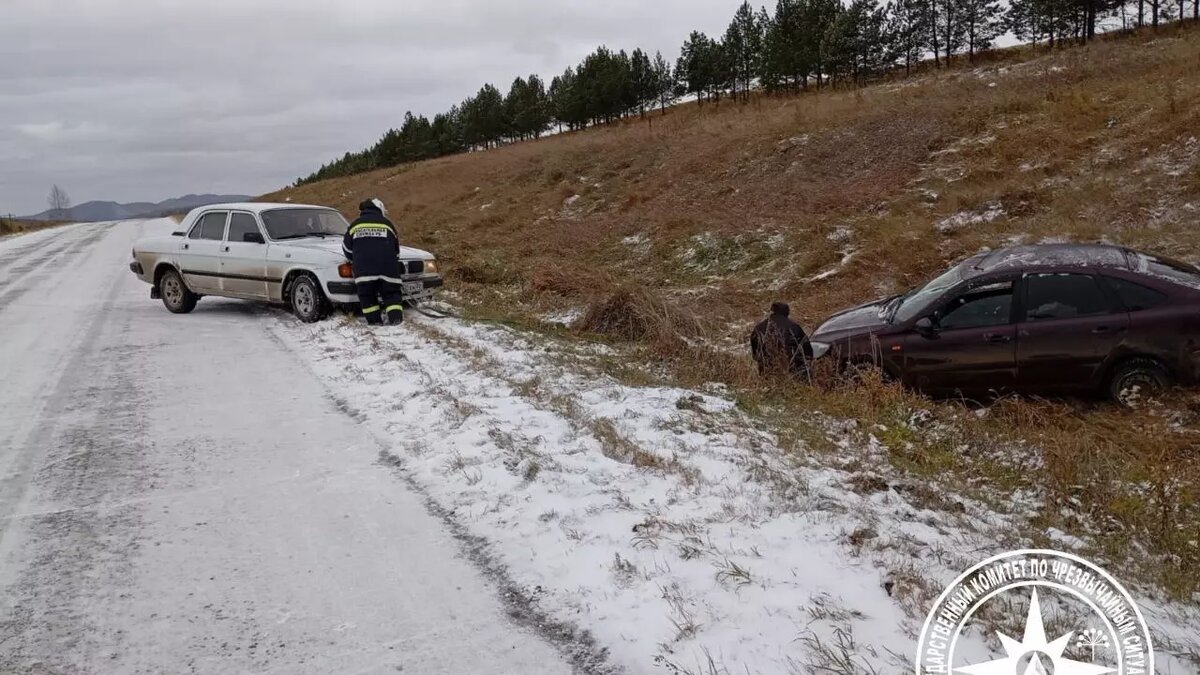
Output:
top-left (1133, 253), bottom-right (1200, 291)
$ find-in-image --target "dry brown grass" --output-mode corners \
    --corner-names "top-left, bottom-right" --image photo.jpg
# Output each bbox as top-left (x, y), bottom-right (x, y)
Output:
top-left (0, 218), bottom-right (66, 236)
top-left (270, 24), bottom-right (1200, 596)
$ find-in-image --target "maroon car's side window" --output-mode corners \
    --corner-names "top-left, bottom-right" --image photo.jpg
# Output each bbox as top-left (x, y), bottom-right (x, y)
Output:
top-left (939, 284), bottom-right (1014, 330)
top-left (1024, 274), bottom-right (1115, 321)
top-left (1103, 276), bottom-right (1168, 312)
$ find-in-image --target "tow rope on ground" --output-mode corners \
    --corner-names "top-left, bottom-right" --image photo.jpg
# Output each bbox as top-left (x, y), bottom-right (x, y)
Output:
top-left (409, 303), bottom-right (458, 319)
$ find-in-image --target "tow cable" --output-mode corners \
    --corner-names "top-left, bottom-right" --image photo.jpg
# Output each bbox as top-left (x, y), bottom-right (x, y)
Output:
top-left (409, 302), bottom-right (458, 320)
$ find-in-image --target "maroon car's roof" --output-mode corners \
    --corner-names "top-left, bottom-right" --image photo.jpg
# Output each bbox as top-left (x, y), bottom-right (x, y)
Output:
top-left (964, 244), bottom-right (1132, 278)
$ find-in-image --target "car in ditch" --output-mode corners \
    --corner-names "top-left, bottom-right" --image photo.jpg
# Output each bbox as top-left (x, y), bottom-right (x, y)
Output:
top-left (128, 202), bottom-right (442, 322)
top-left (807, 244), bottom-right (1200, 401)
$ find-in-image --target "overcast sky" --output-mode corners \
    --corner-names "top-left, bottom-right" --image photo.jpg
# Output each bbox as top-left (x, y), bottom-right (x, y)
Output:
top-left (2, 0), bottom-right (739, 216)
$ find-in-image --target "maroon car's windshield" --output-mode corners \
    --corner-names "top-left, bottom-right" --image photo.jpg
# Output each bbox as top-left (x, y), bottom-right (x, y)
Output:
top-left (892, 264), bottom-right (966, 323)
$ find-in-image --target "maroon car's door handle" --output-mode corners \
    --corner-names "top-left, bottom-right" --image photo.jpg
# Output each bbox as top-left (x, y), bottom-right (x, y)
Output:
top-left (984, 333), bottom-right (1012, 344)
top-left (1091, 326), bottom-right (1123, 335)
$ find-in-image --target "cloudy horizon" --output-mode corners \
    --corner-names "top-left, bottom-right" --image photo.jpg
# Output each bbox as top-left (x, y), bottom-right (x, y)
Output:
top-left (2, 0), bottom-right (740, 216)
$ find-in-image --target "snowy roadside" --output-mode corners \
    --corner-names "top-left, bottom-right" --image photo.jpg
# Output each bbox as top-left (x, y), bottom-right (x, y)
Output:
top-left (272, 312), bottom-right (1200, 673)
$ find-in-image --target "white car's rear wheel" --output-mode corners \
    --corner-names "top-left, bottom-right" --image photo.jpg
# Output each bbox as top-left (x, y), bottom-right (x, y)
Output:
top-left (290, 275), bottom-right (328, 323)
top-left (160, 269), bottom-right (197, 314)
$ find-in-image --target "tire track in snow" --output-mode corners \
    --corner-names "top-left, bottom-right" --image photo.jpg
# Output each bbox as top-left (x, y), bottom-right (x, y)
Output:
top-left (0, 225), bottom-right (83, 270)
top-left (0, 224), bottom-right (113, 315)
top-left (260, 313), bottom-right (624, 675)
top-left (0, 244), bottom-right (149, 670)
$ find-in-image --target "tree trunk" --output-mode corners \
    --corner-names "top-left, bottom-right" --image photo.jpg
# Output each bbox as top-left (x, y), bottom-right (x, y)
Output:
top-left (1139, 0), bottom-right (1145, 25)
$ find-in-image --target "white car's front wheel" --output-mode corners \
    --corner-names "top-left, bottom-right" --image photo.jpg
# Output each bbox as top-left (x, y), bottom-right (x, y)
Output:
top-left (290, 275), bottom-right (328, 323)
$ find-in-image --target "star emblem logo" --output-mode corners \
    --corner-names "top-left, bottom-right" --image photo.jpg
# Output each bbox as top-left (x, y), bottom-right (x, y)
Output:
top-left (956, 589), bottom-right (1115, 675)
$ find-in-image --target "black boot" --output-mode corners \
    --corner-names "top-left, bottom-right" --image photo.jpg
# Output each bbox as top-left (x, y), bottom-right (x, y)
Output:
top-left (387, 307), bottom-right (404, 325)
top-left (364, 308), bottom-right (384, 325)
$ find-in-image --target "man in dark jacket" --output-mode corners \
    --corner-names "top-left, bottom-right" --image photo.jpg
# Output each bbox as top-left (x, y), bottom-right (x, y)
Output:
top-left (750, 302), bottom-right (813, 378)
top-left (342, 198), bottom-right (404, 325)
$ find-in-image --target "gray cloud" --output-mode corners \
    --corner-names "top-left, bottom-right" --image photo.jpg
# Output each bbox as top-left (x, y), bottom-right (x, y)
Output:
top-left (1, 0), bottom-right (739, 215)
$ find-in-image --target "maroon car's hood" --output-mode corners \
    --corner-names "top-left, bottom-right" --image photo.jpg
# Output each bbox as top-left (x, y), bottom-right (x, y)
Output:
top-left (812, 298), bottom-right (897, 341)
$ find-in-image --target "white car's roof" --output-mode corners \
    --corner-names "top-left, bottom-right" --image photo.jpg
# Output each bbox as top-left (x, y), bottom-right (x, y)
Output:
top-left (188, 202), bottom-right (337, 215)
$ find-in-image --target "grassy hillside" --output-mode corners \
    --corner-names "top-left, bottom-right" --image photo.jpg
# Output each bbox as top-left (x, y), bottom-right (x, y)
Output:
top-left (270, 27), bottom-right (1199, 338)
top-left (268, 25), bottom-right (1200, 604)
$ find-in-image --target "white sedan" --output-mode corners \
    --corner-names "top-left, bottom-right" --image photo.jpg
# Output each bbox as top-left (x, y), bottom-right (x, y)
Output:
top-left (128, 202), bottom-right (442, 321)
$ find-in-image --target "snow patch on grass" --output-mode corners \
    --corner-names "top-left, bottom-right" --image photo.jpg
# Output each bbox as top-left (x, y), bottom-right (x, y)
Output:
top-left (935, 203), bottom-right (1006, 233)
top-left (804, 248), bottom-right (858, 283)
top-left (542, 307), bottom-right (584, 326)
top-left (826, 227), bottom-right (854, 244)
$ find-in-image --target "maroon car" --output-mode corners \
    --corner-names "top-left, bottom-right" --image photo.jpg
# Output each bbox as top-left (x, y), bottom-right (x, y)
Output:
top-left (808, 244), bottom-right (1200, 400)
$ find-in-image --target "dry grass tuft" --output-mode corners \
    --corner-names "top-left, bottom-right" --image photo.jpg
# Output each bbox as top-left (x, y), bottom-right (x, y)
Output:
top-left (530, 263), bottom-right (610, 297)
top-left (576, 287), bottom-right (699, 345)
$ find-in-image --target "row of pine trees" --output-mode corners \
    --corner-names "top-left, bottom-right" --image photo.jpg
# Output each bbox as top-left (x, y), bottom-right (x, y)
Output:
top-left (297, 0), bottom-right (1198, 185)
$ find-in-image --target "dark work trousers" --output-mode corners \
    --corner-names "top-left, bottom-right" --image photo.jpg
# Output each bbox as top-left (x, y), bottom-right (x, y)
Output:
top-left (356, 278), bottom-right (404, 325)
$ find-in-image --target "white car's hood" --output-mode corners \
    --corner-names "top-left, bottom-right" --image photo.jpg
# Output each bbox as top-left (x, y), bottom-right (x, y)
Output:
top-left (278, 237), bottom-right (433, 260)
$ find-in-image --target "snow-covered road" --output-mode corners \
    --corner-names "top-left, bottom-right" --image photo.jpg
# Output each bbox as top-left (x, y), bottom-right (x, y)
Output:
top-left (0, 220), bottom-right (576, 674)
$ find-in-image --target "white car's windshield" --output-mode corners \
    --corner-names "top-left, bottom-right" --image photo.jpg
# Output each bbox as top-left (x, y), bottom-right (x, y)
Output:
top-left (891, 264), bottom-right (965, 323)
top-left (261, 208), bottom-right (349, 240)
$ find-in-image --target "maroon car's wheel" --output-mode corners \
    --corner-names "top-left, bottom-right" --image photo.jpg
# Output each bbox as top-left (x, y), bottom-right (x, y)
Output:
top-left (842, 360), bottom-right (894, 385)
top-left (1107, 358), bottom-right (1169, 405)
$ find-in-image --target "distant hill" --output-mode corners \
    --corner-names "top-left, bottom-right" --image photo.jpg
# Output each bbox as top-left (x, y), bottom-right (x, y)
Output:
top-left (22, 193), bottom-right (252, 222)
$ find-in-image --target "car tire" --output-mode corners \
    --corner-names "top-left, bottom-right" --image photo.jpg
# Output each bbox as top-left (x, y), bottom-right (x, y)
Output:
top-left (1107, 358), bottom-right (1169, 404)
top-left (159, 269), bottom-right (198, 314)
top-left (842, 359), bottom-right (894, 385)
top-left (290, 274), bottom-right (328, 323)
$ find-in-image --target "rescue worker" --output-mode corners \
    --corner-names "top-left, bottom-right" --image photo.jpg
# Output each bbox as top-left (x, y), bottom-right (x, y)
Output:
top-left (749, 302), bottom-right (813, 378)
top-left (342, 198), bottom-right (404, 325)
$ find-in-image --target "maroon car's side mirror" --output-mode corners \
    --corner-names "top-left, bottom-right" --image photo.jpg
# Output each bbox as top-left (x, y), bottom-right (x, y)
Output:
top-left (915, 317), bottom-right (940, 338)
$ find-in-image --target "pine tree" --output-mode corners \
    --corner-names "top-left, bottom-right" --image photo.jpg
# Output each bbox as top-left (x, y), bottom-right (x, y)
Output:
top-left (1007, 0), bottom-right (1073, 46)
top-left (652, 51), bottom-right (675, 114)
top-left (504, 77), bottom-right (528, 141)
top-left (959, 0), bottom-right (1004, 59)
top-left (525, 74), bottom-right (552, 138)
top-left (724, 1), bottom-right (765, 101)
top-left (825, 0), bottom-right (891, 85)
top-left (630, 48), bottom-right (655, 117)
top-left (549, 67), bottom-right (583, 132)
top-left (802, 0), bottom-right (843, 88)
top-left (934, 0), bottom-right (967, 62)
top-left (709, 39), bottom-right (735, 104)
top-left (762, 0), bottom-right (812, 92)
top-left (677, 31), bottom-right (716, 104)
top-left (887, 0), bottom-right (931, 74)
